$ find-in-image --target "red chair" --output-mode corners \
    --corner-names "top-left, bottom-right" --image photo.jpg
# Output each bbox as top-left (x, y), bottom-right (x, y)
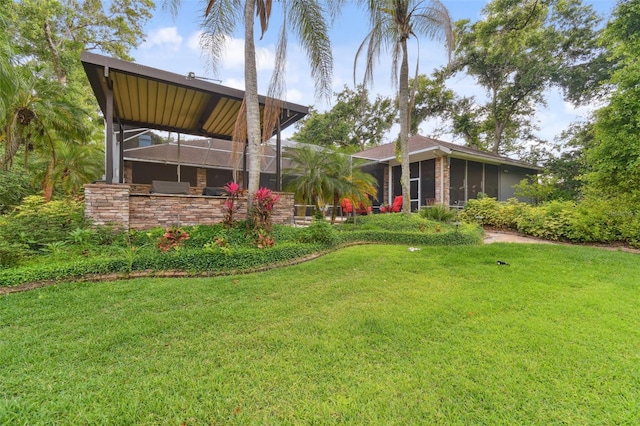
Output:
top-left (341, 198), bottom-right (372, 215)
top-left (380, 196), bottom-right (403, 213)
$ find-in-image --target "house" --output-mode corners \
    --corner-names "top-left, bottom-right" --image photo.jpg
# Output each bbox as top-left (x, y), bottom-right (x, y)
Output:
top-left (353, 135), bottom-right (542, 211)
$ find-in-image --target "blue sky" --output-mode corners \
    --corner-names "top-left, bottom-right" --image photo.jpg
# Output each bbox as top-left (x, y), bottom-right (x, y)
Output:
top-left (131, 0), bottom-right (616, 145)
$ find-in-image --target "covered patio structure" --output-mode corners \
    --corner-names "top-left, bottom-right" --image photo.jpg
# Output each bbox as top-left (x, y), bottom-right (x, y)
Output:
top-left (81, 51), bottom-right (308, 229)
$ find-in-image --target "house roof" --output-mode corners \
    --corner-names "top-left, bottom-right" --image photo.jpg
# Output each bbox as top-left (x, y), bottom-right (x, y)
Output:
top-left (353, 135), bottom-right (542, 170)
top-left (81, 51), bottom-right (308, 140)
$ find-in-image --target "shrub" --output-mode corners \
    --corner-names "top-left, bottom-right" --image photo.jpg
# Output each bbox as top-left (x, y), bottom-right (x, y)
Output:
top-left (0, 196), bottom-right (86, 250)
top-left (419, 204), bottom-right (456, 222)
top-left (0, 168), bottom-right (37, 214)
top-left (352, 213), bottom-right (439, 232)
top-left (0, 240), bottom-right (28, 267)
top-left (156, 226), bottom-right (190, 252)
top-left (300, 219), bottom-right (339, 246)
top-left (458, 196), bottom-right (526, 230)
top-left (516, 201), bottom-right (575, 241)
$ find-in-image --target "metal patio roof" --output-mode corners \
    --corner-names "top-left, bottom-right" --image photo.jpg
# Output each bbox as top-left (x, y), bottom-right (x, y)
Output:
top-left (81, 51), bottom-right (309, 184)
top-left (81, 51), bottom-right (308, 140)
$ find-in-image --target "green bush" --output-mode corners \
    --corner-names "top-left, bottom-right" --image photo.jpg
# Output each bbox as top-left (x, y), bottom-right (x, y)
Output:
top-left (0, 240), bottom-right (28, 267)
top-left (0, 196), bottom-right (86, 250)
top-left (300, 219), bottom-right (339, 246)
top-left (419, 204), bottom-right (456, 222)
top-left (516, 201), bottom-right (575, 241)
top-left (339, 224), bottom-right (482, 246)
top-left (0, 169), bottom-right (37, 214)
top-left (458, 196), bottom-right (527, 230)
top-left (350, 213), bottom-right (440, 232)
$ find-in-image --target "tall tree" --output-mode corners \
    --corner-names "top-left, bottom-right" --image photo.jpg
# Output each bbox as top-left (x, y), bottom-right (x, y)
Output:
top-left (586, 0), bottom-right (640, 201)
top-left (12, 0), bottom-right (154, 86)
top-left (407, 72), bottom-right (454, 136)
top-left (448, 0), bottom-right (603, 155)
top-left (2, 0), bottom-right (155, 199)
top-left (355, 0), bottom-right (453, 214)
top-left (293, 85), bottom-right (396, 151)
top-left (166, 0), bottom-right (335, 213)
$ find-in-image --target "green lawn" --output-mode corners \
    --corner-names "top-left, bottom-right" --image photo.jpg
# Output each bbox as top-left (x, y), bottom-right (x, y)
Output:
top-left (1, 244), bottom-right (638, 424)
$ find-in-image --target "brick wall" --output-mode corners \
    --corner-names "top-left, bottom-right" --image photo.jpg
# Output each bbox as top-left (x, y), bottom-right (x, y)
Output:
top-left (85, 184), bottom-right (295, 230)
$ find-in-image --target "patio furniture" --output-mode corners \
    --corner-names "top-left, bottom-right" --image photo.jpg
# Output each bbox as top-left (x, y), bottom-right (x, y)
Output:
top-left (381, 196), bottom-right (403, 213)
top-left (341, 198), bottom-right (372, 215)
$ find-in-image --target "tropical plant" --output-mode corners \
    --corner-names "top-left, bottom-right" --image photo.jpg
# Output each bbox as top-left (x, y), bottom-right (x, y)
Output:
top-left (251, 187), bottom-right (280, 232)
top-left (222, 181), bottom-right (241, 227)
top-left (283, 145), bottom-right (334, 214)
top-left (156, 226), bottom-right (190, 252)
top-left (325, 151), bottom-right (377, 224)
top-left (30, 139), bottom-right (103, 198)
top-left (164, 0), bottom-right (336, 212)
top-left (0, 62), bottom-right (92, 200)
top-left (355, 0), bottom-right (454, 214)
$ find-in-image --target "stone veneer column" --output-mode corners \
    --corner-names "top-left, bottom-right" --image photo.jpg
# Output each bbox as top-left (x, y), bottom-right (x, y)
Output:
top-left (435, 157), bottom-right (450, 206)
top-left (123, 162), bottom-right (133, 183)
top-left (197, 168), bottom-right (207, 189)
top-left (84, 183), bottom-right (130, 229)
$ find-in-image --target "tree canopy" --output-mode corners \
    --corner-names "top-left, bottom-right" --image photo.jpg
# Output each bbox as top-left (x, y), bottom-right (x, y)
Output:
top-left (447, 0), bottom-right (604, 155)
top-left (292, 85), bottom-right (396, 152)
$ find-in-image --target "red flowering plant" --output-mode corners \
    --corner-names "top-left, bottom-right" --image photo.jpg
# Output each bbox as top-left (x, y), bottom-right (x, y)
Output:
top-left (222, 181), bottom-right (241, 227)
top-left (157, 226), bottom-right (190, 252)
top-left (251, 187), bottom-right (280, 248)
top-left (251, 187), bottom-right (280, 232)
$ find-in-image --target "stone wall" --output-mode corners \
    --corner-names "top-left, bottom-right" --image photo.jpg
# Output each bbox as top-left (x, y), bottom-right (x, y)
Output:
top-left (84, 184), bottom-right (130, 229)
top-left (85, 184), bottom-right (295, 230)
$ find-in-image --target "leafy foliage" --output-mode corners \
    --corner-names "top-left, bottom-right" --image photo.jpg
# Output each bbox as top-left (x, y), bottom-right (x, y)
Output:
top-left (418, 203), bottom-right (456, 223)
top-left (459, 195), bottom-right (640, 247)
top-left (292, 85), bottom-right (396, 150)
top-left (586, 0), bottom-right (640, 202)
top-left (0, 168), bottom-right (37, 214)
top-left (0, 195), bottom-right (85, 250)
top-left (447, 0), bottom-right (603, 155)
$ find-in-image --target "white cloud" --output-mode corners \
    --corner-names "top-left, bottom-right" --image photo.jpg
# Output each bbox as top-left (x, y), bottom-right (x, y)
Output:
top-left (285, 88), bottom-right (304, 104)
top-left (187, 31), bottom-right (203, 51)
top-left (219, 37), bottom-right (275, 72)
top-left (140, 27), bottom-right (183, 52)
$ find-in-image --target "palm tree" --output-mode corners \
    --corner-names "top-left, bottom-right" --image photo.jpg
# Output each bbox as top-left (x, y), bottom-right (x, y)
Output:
top-left (165, 0), bottom-right (336, 213)
top-left (284, 145), bottom-right (378, 222)
top-left (355, 0), bottom-right (453, 213)
top-left (325, 151), bottom-right (377, 223)
top-left (1, 61), bottom-right (92, 198)
top-left (31, 139), bottom-right (103, 198)
top-left (283, 145), bottom-right (333, 215)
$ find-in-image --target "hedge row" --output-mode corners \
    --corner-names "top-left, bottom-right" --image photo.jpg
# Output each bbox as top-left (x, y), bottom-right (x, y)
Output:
top-left (0, 243), bottom-right (324, 287)
top-left (458, 196), bottom-right (640, 247)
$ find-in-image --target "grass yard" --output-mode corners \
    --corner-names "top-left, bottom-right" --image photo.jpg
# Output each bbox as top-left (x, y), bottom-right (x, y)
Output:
top-left (1, 243), bottom-right (639, 424)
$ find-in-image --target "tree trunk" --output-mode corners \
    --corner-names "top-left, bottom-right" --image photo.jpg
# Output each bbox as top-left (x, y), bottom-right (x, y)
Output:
top-left (44, 21), bottom-right (67, 86)
top-left (399, 41), bottom-right (411, 214)
top-left (244, 0), bottom-right (261, 213)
